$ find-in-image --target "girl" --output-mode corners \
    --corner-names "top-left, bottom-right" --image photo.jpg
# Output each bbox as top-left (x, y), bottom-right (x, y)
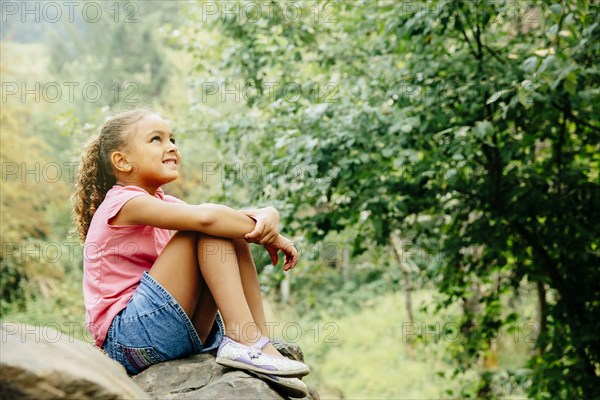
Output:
top-left (72, 109), bottom-right (309, 394)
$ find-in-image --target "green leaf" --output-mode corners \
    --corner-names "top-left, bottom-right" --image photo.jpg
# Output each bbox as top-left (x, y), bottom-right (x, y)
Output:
top-left (474, 120), bottom-right (493, 139)
top-left (518, 80), bottom-right (535, 108)
top-left (522, 56), bottom-right (539, 73)
top-left (577, 0), bottom-right (589, 14)
top-left (564, 72), bottom-right (577, 95)
top-left (539, 55), bottom-right (557, 73)
top-left (486, 89), bottom-right (511, 105)
top-left (400, 123), bottom-right (413, 133)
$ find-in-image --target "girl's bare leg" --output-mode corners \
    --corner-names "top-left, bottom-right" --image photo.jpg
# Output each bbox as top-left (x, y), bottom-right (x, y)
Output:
top-left (150, 231), bottom-right (260, 346)
top-left (197, 234), bottom-right (262, 345)
top-left (190, 276), bottom-right (218, 344)
top-left (148, 231), bottom-right (219, 344)
top-left (233, 239), bottom-right (283, 357)
top-left (149, 232), bottom-right (286, 356)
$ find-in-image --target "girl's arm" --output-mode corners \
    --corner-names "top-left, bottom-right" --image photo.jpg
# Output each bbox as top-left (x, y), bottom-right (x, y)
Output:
top-left (115, 194), bottom-right (299, 269)
top-left (115, 195), bottom-right (256, 238)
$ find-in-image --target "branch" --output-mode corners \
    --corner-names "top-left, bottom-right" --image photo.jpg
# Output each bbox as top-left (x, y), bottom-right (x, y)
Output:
top-left (549, 101), bottom-right (600, 133)
top-left (566, 113), bottom-right (600, 133)
top-left (474, 21), bottom-right (484, 60)
top-left (553, 0), bottom-right (568, 48)
top-left (536, 281), bottom-right (547, 354)
top-left (512, 222), bottom-right (573, 317)
top-left (455, 12), bottom-right (478, 59)
top-left (483, 44), bottom-right (506, 65)
top-left (555, 97), bottom-right (568, 192)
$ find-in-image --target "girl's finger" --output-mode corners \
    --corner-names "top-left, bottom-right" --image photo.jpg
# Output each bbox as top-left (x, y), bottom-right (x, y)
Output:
top-left (285, 252), bottom-right (295, 270)
top-left (245, 220), bottom-right (265, 240)
top-left (267, 246), bottom-right (279, 265)
top-left (283, 246), bottom-right (297, 270)
top-left (259, 230), bottom-right (277, 245)
top-left (289, 248), bottom-right (298, 269)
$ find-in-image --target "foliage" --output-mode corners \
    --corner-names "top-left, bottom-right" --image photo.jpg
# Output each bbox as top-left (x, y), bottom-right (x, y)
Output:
top-left (258, 231), bottom-right (394, 321)
top-left (270, 289), bottom-right (533, 399)
top-left (45, 1), bottom-right (182, 119)
top-left (182, 1), bottom-right (600, 398)
top-left (0, 46), bottom-right (74, 315)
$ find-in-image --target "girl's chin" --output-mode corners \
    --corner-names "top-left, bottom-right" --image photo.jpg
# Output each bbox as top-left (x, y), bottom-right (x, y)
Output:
top-left (160, 174), bottom-right (179, 185)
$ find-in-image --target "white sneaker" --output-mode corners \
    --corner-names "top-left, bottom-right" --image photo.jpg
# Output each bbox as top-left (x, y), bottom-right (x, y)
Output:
top-left (216, 336), bottom-right (310, 377)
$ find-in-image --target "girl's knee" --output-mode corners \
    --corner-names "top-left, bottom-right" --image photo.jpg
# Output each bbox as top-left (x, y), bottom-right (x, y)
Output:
top-left (197, 236), bottom-right (238, 266)
top-left (197, 234), bottom-right (236, 256)
top-left (165, 231), bottom-right (200, 250)
top-left (197, 233), bottom-right (234, 245)
top-left (172, 230), bottom-right (199, 242)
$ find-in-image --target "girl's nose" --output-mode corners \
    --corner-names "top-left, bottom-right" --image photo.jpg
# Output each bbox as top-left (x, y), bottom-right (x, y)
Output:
top-left (167, 142), bottom-right (178, 152)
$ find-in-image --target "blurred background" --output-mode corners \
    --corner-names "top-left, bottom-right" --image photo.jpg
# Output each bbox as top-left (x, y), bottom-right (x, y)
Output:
top-left (1, 1), bottom-right (598, 399)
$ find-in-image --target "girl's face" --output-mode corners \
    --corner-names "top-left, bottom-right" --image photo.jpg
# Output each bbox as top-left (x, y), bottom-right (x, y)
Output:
top-left (112, 114), bottom-right (181, 192)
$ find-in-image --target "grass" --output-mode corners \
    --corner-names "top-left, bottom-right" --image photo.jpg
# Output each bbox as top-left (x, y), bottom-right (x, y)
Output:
top-left (266, 289), bottom-right (534, 399)
top-left (266, 291), bottom-right (450, 399)
top-left (1, 266), bottom-right (91, 343)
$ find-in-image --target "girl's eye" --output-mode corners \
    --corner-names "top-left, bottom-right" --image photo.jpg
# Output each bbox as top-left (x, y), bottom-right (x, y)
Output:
top-left (151, 136), bottom-right (161, 143)
top-left (170, 138), bottom-right (176, 144)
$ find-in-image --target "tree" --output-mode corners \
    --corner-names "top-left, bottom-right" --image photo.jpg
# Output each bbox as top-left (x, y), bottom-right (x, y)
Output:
top-left (0, 58), bottom-right (71, 314)
top-left (46, 1), bottom-right (179, 114)
top-left (182, 1), bottom-right (599, 398)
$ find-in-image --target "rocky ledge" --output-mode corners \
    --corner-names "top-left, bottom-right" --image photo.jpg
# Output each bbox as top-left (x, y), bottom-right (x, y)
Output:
top-left (0, 322), bottom-right (318, 399)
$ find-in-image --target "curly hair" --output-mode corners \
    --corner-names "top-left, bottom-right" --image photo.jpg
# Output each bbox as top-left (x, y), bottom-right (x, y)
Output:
top-left (72, 109), bottom-right (155, 242)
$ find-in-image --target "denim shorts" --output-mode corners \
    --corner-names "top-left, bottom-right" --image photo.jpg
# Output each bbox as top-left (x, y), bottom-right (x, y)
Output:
top-left (104, 271), bottom-right (224, 375)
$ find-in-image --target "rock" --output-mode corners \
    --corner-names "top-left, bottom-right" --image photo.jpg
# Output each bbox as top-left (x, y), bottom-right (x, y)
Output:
top-left (0, 322), bottom-right (319, 400)
top-left (272, 338), bottom-right (304, 362)
top-left (0, 322), bottom-right (149, 399)
top-left (133, 355), bottom-right (279, 399)
top-left (133, 340), bottom-right (319, 400)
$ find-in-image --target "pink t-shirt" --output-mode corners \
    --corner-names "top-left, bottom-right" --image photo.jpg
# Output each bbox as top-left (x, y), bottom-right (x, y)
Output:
top-left (83, 185), bottom-right (184, 348)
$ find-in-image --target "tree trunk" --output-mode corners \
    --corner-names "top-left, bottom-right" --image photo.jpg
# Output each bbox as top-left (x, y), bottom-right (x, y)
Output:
top-left (536, 280), bottom-right (547, 354)
top-left (341, 246), bottom-right (350, 281)
top-left (280, 273), bottom-right (290, 304)
top-left (390, 233), bottom-right (414, 326)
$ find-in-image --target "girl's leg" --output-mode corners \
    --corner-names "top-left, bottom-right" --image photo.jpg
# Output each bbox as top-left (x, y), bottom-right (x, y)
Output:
top-left (233, 239), bottom-right (268, 334)
top-left (149, 232), bottom-right (286, 357)
top-left (148, 231), bottom-right (219, 344)
top-left (148, 231), bottom-right (205, 316)
top-left (197, 234), bottom-right (262, 345)
top-left (151, 231), bottom-right (260, 345)
top-left (190, 275), bottom-right (218, 344)
top-left (233, 239), bottom-right (283, 357)
top-left (199, 237), bottom-right (309, 376)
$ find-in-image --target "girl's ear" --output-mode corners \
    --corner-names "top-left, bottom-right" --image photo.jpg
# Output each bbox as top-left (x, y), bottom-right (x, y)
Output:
top-left (110, 151), bottom-right (132, 172)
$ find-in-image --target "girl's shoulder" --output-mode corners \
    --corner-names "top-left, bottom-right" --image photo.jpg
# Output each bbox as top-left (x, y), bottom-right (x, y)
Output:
top-left (103, 185), bottom-right (150, 203)
top-left (96, 185), bottom-right (152, 219)
top-left (104, 185), bottom-right (186, 205)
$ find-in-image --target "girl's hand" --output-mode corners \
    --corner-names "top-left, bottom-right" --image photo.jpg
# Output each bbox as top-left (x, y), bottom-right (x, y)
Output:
top-left (264, 234), bottom-right (299, 271)
top-left (242, 207), bottom-right (280, 244)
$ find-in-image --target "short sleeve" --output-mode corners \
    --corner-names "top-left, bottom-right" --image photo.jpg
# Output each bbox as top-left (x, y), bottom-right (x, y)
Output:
top-left (104, 186), bottom-right (150, 224)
